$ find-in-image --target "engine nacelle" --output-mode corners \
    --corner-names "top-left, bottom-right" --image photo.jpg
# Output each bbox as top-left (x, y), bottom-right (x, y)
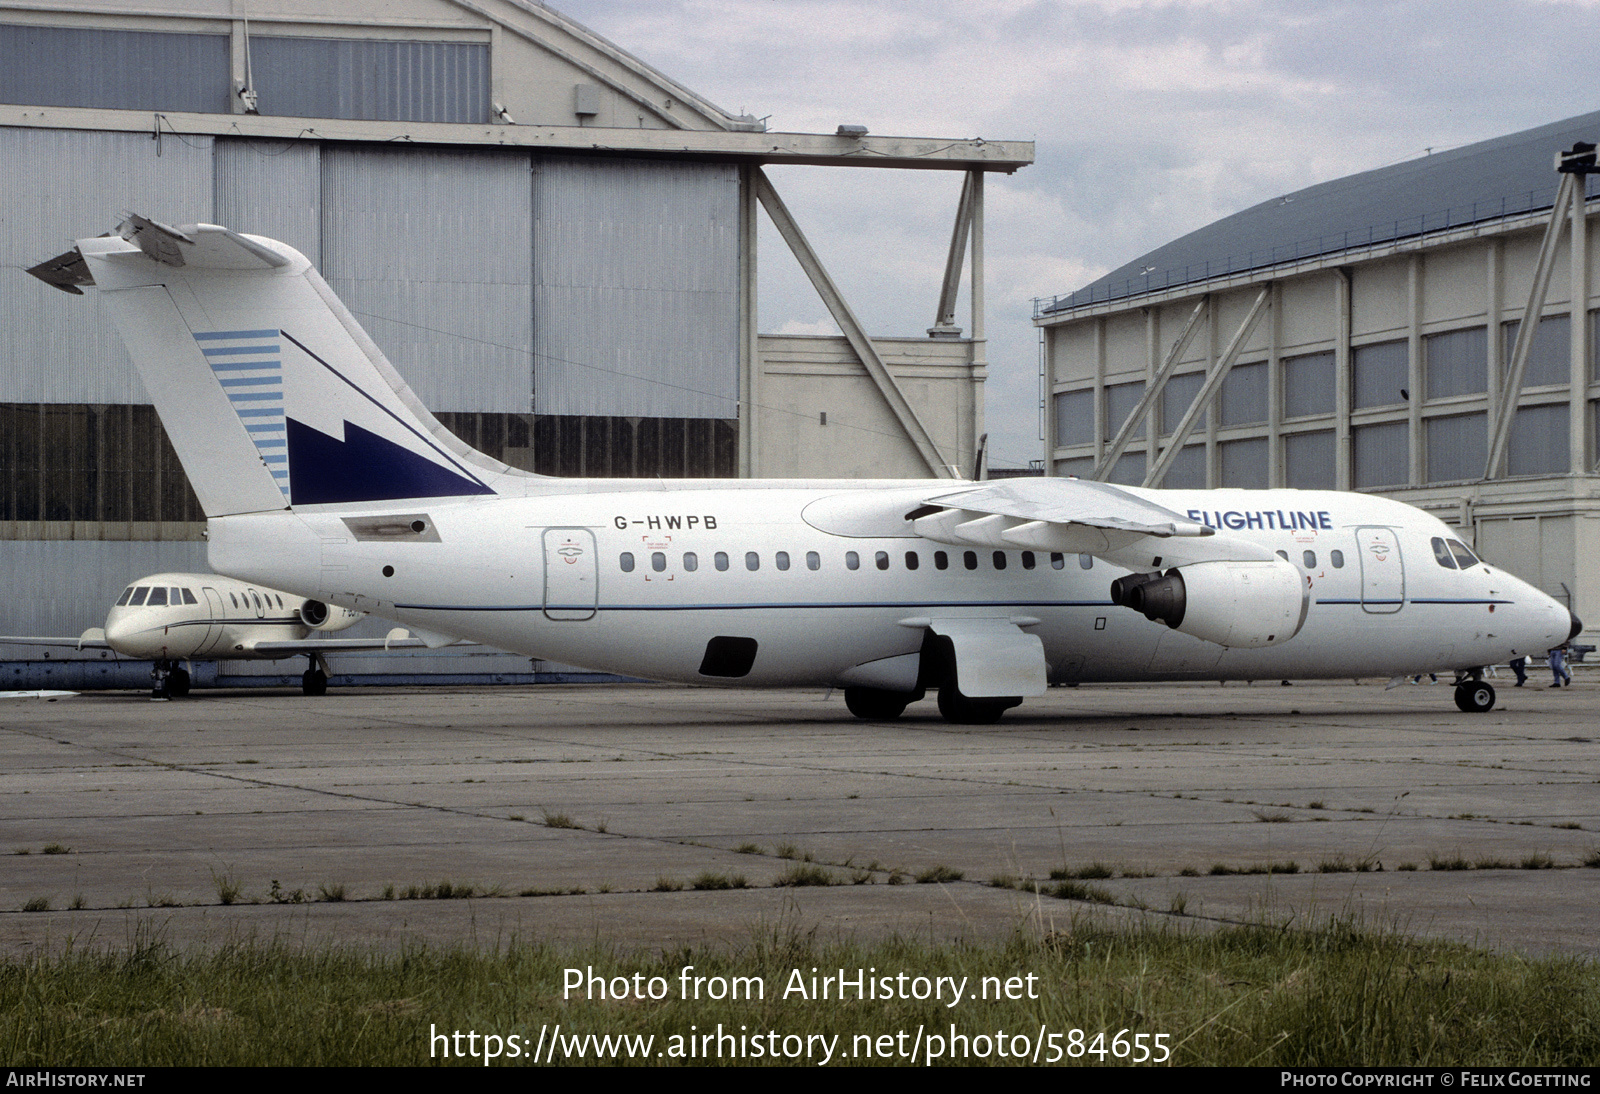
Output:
top-left (1109, 559), bottom-right (1307, 648)
top-left (299, 599), bottom-right (364, 632)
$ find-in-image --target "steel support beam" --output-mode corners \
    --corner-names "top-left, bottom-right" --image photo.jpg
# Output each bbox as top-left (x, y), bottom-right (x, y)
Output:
top-left (753, 169), bottom-right (955, 478)
top-left (932, 171), bottom-right (977, 333)
top-left (1144, 286), bottom-right (1270, 488)
top-left (1486, 170), bottom-right (1578, 479)
top-left (1092, 296), bottom-right (1208, 481)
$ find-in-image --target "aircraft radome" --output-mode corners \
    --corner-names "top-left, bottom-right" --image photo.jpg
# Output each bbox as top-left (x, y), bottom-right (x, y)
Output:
top-left (0, 571), bottom-right (443, 698)
top-left (25, 217), bottom-right (1581, 720)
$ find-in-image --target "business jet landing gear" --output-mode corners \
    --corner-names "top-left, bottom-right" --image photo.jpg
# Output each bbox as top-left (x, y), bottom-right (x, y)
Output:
top-left (150, 659), bottom-right (189, 700)
top-left (844, 686), bottom-right (922, 720)
top-left (302, 653), bottom-right (330, 697)
top-left (1453, 675), bottom-right (1496, 713)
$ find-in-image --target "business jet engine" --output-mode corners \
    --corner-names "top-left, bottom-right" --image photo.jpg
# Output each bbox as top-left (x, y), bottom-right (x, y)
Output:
top-left (298, 600), bottom-right (364, 632)
top-left (1109, 559), bottom-right (1308, 649)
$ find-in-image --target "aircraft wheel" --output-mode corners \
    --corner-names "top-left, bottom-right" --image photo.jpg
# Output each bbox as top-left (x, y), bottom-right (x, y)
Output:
top-left (168, 668), bottom-right (191, 698)
top-left (302, 668), bottom-right (328, 697)
top-left (1454, 681), bottom-right (1496, 713)
top-left (936, 687), bottom-right (1018, 725)
top-left (844, 686), bottom-right (913, 720)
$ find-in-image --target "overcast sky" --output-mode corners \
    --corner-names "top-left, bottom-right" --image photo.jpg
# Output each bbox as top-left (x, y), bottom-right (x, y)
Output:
top-left (551, 0), bottom-right (1600, 470)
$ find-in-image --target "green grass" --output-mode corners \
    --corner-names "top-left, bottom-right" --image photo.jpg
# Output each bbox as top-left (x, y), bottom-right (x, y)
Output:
top-left (2, 922), bottom-right (1595, 1066)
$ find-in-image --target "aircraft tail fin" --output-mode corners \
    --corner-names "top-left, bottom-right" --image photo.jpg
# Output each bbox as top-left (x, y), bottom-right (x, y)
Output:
top-left (37, 216), bottom-right (530, 517)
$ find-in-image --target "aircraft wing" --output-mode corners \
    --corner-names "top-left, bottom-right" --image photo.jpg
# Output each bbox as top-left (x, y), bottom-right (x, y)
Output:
top-left (0, 629), bottom-right (112, 651)
top-left (246, 629), bottom-right (476, 656)
top-left (914, 477), bottom-right (1276, 570)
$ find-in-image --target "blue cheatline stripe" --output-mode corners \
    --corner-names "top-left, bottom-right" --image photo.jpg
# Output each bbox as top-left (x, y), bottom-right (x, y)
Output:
top-left (200, 345), bottom-right (280, 356)
top-left (194, 329), bottom-right (278, 341)
top-left (393, 599), bottom-right (1120, 613)
top-left (196, 328), bottom-right (291, 501)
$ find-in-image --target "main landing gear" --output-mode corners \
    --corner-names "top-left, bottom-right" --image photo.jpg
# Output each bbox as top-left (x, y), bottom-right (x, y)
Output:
top-left (1453, 671), bottom-right (1496, 713)
top-left (302, 652), bottom-right (330, 696)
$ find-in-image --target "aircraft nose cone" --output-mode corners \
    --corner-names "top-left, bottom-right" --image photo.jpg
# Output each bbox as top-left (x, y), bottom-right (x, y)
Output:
top-left (1569, 610), bottom-right (1584, 643)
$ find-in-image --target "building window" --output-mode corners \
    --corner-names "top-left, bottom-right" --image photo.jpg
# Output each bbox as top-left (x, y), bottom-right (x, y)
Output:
top-left (1353, 341), bottom-right (1409, 409)
top-left (1054, 389), bottom-right (1094, 447)
top-left (1105, 381), bottom-right (1145, 440)
top-left (1425, 327), bottom-right (1487, 399)
top-left (1160, 372), bottom-right (1205, 435)
top-left (1508, 403), bottom-right (1568, 476)
top-left (1106, 450), bottom-right (1145, 486)
top-left (1503, 314), bottom-right (1570, 387)
top-left (1162, 444), bottom-right (1206, 489)
top-left (1283, 351), bottom-right (1335, 418)
top-left (1219, 437), bottom-right (1267, 489)
top-left (1352, 421), bottom-right (1408, 488)
top-left (1220, 361), bottom-right (1267, 426)
top-left (1425, 413), bottom-right (1486, 483)
top-left (1284, 430), bottom-right (1335, 490)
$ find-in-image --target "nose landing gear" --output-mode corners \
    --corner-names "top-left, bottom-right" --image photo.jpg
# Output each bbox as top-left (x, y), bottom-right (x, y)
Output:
top-left (150, 659), bottom-right (190, 700)
top-left (1453, 671), bottom-right (1496, 713)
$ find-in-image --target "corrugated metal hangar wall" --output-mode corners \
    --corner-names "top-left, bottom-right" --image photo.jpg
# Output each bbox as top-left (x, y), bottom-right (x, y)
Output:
top-left (0, 2), bottom-right (1030, 686)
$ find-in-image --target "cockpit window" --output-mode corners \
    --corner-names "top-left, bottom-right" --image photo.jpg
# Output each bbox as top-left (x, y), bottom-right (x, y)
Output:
top-left (148, 587), bottom-right (168, 606)
top-left (116, 587), bottom-right (134, 606)
top-left (1431, 537), bottom-right (1458, 569)
top-left (170, 587), bottom-right (183, 604)
top-left (182, 588), bottom-right (198, 605)
top-left (1448, 540), bottom-right (1479, 568)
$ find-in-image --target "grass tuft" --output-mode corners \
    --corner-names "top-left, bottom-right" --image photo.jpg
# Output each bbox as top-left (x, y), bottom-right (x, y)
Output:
top-left (915, 865), bottom-right (963, 884)
top-left (540, 811), bottom-right (579, 830)
top-left (690, 872), bottom-right (748, 891)
top-left (773, 864), bottom-right (834, 887)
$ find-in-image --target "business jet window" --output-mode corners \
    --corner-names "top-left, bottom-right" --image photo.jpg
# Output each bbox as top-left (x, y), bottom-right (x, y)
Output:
top-left (129, 587), bottom-right (149, 606)
top-left (116, 587), bottom-right (134, 606)
top-left (746, 552), bottom-right (760, 571)
top-left (1431, 537), bottom-right (1457, 569)
top-left (1303, 551), bottom-right (1316, 568)
top-left (875, 551), bottom-right (889, 571)
top-left (1021, 552), bottom-right (1036, 570)
top-left (776, 551), bottom-right (790, 571)
top-left (683, 552), bottom-right (698, 572)
top-left (148, 588), bottom-right (168, 606)
top-left (935, 551), bottom-right (949, 570)
top-left (619, 552), bottom-right (635, 572)
top-left (1448, 540), bottom-right (1479, 568)
top-left (230, 593), bottom-right (240, 608)
top-left (963, 551), bottom-right (978, 570)
top-left (806, 551), bottom-right (820, 571)
top-left (652, 552), bottom-right (666, 572)
top-left (1078, 553), bottom-right (1092, 570)
top-left (993, 552), bottom-right (1007, 570)
top-left (846, 551), bottom-right (860, 570)
top-left (1331, 550), bottom-right (1345, 568)
top-left (905, 551), bottom-right (919, 570)
top-left (715, 552), bottom-right (730, 571)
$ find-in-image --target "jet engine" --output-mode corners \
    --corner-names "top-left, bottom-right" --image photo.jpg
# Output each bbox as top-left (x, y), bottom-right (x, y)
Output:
top-left (1109, 559), bottom-right (1308, 649)
top-left (298, 600), bottom-right (364, 632)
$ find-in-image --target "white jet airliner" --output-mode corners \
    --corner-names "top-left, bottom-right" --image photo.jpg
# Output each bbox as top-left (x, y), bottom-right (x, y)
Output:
top-left (0, 571), bottom-right (433, 697)
top-left (25, 217), bottom-right (1580, 720)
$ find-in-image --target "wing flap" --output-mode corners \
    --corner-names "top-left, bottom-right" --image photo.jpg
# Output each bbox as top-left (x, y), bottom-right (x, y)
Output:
top-left (928, 618), bottom-right (1048, 697)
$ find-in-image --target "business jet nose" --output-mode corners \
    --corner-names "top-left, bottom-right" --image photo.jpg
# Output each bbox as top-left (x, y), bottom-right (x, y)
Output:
top-left (1569, 610), bottom-right (1584, 643)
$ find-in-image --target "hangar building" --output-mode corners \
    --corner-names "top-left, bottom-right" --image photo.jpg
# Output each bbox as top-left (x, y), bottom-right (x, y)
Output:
top-left (1037, 111), bottom-right (1600, 646)
top-left (0, 0), bottom-right (1031, 687)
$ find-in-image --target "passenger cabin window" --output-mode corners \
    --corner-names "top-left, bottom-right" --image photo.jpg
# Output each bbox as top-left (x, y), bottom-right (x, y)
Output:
top-left (776, 551), bottom-right (790, 571)
top-left (806, 551), bottom-right (820, 571)
top-left (1448, 540), bottom-right (1479, 568)
top-left (1021, 552), bottom-right (1036, 570)
top-left (992, 551), bottom-right (1007, 570)
top-left (715, 552), bottom-right (729, 571)
top-left (905, 551), bottom-right (919, 570)
top-left (1303, 551), bottom-right (1316, 569)
top-left (651, 552), bottom-right (666, 572)
top-left (875, 551), bottom-right (889, 571)
top-left (963, 551), bottom-right (977, 570)
top-left (116, 587), bottom-right (134, 606)
top-left (1051, 553), bottom-right (1065, 570)
top-left (1331, 549), bottom-right (1345, 568)
top-left (1276, 550), bottom-right (1289, 561)
top-left (148, 588), bottom-right (168, 606)
top-left (130, 587), bottom-right (149, 606)
top-left (935, 551), bottom-right (949, 570)
top-left (683, 552), bottom-right (698, 572)
top-left (620, 552), bottom-right (635, 572)
top-left (745, 552), bottom-right (760, 571)
top-left (1431, 537), bottom-right (1457, 569)
top-left (846, 551), bottom-right (860, 570)
top-left (1078, 554), bottom-right (1092, 570)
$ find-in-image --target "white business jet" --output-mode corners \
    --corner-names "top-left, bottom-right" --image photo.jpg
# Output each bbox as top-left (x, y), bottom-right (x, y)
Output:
top-left (26, 217), bottom-right (1579, 720)
top-left (0, 571), bottom-right (434, 698)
